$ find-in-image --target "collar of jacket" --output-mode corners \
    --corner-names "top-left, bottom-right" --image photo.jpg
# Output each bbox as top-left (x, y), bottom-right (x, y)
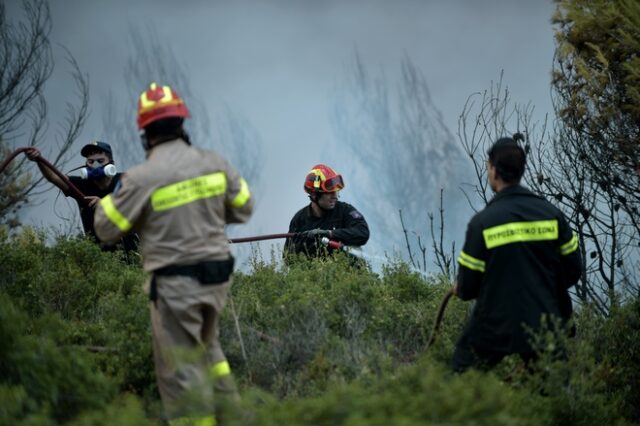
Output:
top-left (487, 184), bottom-right (537, 206)
top-left (306, 201), bottom-right (339, 218)
top-left (148, 138), bottom-right (188, 159)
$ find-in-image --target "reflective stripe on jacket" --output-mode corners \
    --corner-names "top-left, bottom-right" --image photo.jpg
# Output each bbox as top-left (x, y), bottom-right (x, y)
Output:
top-left (456, 185), bottom-right (582, 353)
top-left (94, 139), bottom-right (253, 272)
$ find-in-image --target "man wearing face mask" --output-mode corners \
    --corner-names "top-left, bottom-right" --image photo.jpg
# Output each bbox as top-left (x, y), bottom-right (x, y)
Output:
top-left (284, 164), bottom-right (370, 260)
top-left (26, 141), bottom-right (139, 253)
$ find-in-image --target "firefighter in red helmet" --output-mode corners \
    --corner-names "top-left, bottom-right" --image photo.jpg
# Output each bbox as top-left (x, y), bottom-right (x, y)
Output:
top-left (284, 164), bottom-right (369, 260)
top-left (94, 82), bottom-right (253, 425)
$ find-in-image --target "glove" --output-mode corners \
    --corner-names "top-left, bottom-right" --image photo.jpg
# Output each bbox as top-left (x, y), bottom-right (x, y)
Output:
top-left (300, 229), bottom-right (331, 239)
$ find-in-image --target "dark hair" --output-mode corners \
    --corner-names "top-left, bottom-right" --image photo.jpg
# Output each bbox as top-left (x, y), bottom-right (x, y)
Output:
top-left (487, 133), bottom-right (526, 183)
top-left (143, 117), bottom-right (189, 144)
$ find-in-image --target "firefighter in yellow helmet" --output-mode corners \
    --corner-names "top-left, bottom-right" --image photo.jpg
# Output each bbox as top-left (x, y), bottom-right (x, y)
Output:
top-left (94, 83), bottom-right (254, 425)
top-left (284, 164), bottom-right (369, 260)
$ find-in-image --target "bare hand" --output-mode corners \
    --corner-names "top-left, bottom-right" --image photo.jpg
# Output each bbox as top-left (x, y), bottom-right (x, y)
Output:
top-left (84, 196), bottom-right (101, 208)
top-left (25, 147), bottom-right (41, 161)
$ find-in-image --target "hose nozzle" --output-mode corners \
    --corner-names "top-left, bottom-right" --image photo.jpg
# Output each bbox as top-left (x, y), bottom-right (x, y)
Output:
top-left (320, 237), bottom-right (364, 258)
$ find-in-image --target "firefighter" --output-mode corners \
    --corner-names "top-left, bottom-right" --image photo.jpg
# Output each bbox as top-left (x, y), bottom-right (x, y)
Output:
top-left (25, 142), bottom-right (139, 253)
top-left (451, 133), bottom-right (582, 372)
top-left (284, 164), bottom-right (369, 260)
top-left (93, 82), bottom-right (254, 425)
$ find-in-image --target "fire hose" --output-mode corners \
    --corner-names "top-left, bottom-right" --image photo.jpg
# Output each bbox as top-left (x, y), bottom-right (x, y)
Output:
top-left (2, 148), bottom-right (452, 350)
top-left (424, 288), bottom-right (454, 351)
top-left (228, 233), bottom-right (296, 243)
top-left (0, 147), bottom-right (86, 202)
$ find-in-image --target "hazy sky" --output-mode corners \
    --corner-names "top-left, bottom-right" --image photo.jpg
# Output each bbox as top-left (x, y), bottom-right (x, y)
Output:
top-left (18, 0), bottom-right (557, 268)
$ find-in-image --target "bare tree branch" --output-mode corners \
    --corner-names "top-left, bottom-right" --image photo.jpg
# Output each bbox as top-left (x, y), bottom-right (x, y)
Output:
top-left (0, 0), bottom-right (89, 228)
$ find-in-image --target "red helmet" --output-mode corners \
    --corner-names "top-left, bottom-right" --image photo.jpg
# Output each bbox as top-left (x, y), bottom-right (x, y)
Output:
top-left (137, 82), bottom-right (190, 129)
top-left (304, 164), bottom-right (345, 194)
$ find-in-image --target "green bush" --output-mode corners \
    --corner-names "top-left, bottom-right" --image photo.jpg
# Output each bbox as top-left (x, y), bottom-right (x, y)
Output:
top-left (67, 394), bottom-right (155, 426)
top-left (229, 361), bottom-right (552, 426)
top-left (0, 293), bottom-right (115, 424)
top-left (563, 302), bottom-right (638, 424)
top-left (221, 255), bottom-right (466, 397)
top-left (0, 229), bottom-right (156, 424)
top-left (0, 228), bottom-right (638, 425)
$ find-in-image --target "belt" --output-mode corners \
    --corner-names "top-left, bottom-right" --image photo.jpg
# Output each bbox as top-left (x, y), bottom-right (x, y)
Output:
top-left (149, 257), bottom-right (235, 302)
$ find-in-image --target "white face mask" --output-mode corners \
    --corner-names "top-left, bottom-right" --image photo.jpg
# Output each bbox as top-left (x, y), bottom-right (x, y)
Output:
top-left (80, 164), bottom-right (117, 180)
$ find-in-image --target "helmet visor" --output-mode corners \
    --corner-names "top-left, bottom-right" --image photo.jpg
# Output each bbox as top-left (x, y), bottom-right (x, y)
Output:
top-left (321, 175), bottom-right (344, 192)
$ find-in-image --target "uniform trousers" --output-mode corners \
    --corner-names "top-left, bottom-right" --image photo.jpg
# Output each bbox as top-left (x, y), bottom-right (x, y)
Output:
top-left (148, 275), bottom-right (238, 421)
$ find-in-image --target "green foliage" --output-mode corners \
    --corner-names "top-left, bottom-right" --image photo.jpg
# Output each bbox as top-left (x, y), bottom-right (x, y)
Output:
top-left (572, 300), bottom-right (640, 422)
top-left (221, 255), bottom-right (466, 398)
top-left (0, 229), bottom-right (155, 424)
top-left (1, 229), bottom-right (639, 425)
top-left (523, 315), bottom-right (628, 426)
top-left (230, 362), bottom-right (552, 426)
top-left (0, 144), bottom-right (32, 228)
top-left (67, 395), bottom-right (156, 426)
top-left (553, 0), bottom-right (640, 186)
top-left (553, 0), bottom-right (640, 130)
top-left (604, 300), bottom-right (640, 421)
top-left (0, 293), bottom-right (115, 424)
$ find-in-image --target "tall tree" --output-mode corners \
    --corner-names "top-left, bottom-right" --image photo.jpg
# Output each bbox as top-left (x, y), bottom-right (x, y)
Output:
top-left (0, 0), bottom-right (88, 228)
top-left (552, 0), bottom-right (640, 231)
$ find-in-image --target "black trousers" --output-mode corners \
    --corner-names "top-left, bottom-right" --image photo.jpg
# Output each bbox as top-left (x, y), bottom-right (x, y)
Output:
top-left (451, 333), bottom-right (536, 373)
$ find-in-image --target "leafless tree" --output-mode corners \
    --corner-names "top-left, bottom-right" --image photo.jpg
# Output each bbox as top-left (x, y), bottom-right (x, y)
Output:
top-left (332, 51), bottom-right (470, 272)
top-left (0, 0), bottom-right (89, 228)
top-left (100, 25), bottom-right (264, 191)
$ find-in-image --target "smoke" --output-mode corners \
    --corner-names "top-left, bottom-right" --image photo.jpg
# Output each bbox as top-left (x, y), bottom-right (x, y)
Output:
top-left (18, 0), bottom-right (556, 270)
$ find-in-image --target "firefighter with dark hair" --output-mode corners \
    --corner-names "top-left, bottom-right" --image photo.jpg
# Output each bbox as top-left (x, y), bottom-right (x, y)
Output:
top-left (94, 82), bottom-right (253, 425)
top-left (284, 163), bottom-right (369, 260)
top-left (451, 133), bottom-right (582, 372)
